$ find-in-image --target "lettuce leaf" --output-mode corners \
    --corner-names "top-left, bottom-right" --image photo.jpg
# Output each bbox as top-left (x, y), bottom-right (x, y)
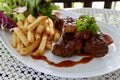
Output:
top-left (0, 0), bottom-right (58, 22)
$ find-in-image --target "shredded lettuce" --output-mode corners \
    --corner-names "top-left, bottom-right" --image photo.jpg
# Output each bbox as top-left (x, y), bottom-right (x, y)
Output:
top-left (0, 3), bottom-right (12, 16)
top-left (0, 1), bottom-right (25, 22)
top-left (13, 13), bottom-right (25, 22)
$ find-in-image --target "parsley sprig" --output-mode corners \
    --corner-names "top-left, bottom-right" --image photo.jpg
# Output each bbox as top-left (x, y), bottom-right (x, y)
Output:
top-left (76, 15), bottom-right (99, 35)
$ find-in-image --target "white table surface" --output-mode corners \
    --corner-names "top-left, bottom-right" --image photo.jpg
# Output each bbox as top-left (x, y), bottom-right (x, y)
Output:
top-left (0, 8), bottom-right (120, 80)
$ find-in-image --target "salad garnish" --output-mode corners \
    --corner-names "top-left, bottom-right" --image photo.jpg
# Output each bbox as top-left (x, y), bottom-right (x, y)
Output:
top-left (0, 0), bottom-right (58, 30)
top-left (0, 12), bottom-right (17, 30)
top-left (0, 0), bottom-right (58, 21)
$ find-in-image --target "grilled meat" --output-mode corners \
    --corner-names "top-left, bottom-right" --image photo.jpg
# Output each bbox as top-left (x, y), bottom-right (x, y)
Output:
top-left (52, 17), bottom-right (112, 58)
top-left (52, 32), bottom-right (83, 57)
top-left (84, 34), bottom-right (108, 57)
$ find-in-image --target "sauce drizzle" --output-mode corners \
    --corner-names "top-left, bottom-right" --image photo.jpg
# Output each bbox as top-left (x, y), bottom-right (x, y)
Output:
top-left (31, 55), bottom-right (93, 67)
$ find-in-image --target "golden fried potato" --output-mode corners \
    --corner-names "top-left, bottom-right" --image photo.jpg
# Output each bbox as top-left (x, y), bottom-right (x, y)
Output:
top-left (27, 31), bottom-right (35, 43)
top-left (27, 16), bottom-right (48, 31)
top-left (24, 19), bottom-right (30, 30)
top-left (48, 18), bottom-right (55, 38)
top-left (17, 21), bottom-right (24, 29)
top-left (36, 24), bottom-right (46, 34)
top-left (20, 39), bottom-right (40, 55)
top-left (11, 14), bottom-right (60, 57)
top-left (54, 29), bottom-right (61, 42)
top-left (13, 27), bottom-right (29, 46)
top-left (35, 33), bottom-right (41, 40)
top-left (46, 25), bottom-right (51, 34)
top-left (16, 37), bottom-right (24, 52)
top-left (12, 32), bottom-right (17, 48)
top-left (36, 33), bottom-right (48, 55)
top-left (27, 14), bottom-right (36, 23)
top-left (46, 37), bottom-right (52, 50)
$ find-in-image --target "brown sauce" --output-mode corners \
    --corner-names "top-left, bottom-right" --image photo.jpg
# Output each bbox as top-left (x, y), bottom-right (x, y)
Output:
top-left (31, 55), bottom-right (93, 67)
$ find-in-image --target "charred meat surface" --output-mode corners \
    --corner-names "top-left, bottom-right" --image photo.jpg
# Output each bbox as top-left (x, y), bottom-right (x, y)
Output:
top-left (63, 17), bottom-right (76, 33)
top-left (52, 17), bottom-right (83, 57)
top-left (75, 29), bottom-right (90, 39)
top-left (84, 34), bottom-right (108, 57)
top-left (52, 16), bottom-right (113, 58)
top-left (52, 32), bottom-right (82, 57)
top-left (53, 19), bottom-right (64, 32)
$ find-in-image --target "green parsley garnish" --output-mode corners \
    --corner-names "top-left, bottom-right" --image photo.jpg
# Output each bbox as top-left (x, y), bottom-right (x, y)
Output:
top-left (76, 15), bottom-right (99, 35)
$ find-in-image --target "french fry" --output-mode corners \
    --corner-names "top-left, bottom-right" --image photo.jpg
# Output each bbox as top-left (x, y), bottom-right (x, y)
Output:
top-left (24, 19), bottom-right (30, 30)
top-left (35, 33), bottom-right (41, 40)
top-left (36, 24), bottom-right (46, 34)
top-left (46, 25), bottom-right (51, 34)
top-left (54, 29), bottom-right (61, 42)
top-left (36, 33), bottom-right (48, 55)
top-left (27, 16), bottom-right (48, 31)
top-left (27, 14), bottom-right (36, 23)
top-left (16, 37), bottom-right (24, 52)
top-left (11, 14), bottom-right (58, 56)
top-left (20, 19), bottom-right (29, 35)
top-left (12, 32), bottom-right (17, 48)
top-left (27, 31), bottom-right (35, 43)
top-left (21, 28), bottom-right (27, 35)
top-left (13, 27), bottom-right (29, 46)
top-left (17, 21), bottom-right (24, 28)
top-left (44, 20), bottom-right (51, 34)
top-left (48, 18), bottom-right (55, 38)
top-left (46, 37), bottom-right (52, 50)
top-left (20, 39), bottom-right (40, 55)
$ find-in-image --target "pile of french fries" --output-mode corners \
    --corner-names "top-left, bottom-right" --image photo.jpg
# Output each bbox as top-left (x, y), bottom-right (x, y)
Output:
top-left (12, 14), bottom-right (61, 56)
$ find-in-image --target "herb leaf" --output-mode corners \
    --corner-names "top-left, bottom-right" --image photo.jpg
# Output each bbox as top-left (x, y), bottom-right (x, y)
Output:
top-left (76, 15), bottom-right (99, 35)
top-left (90, 23), bottom-right (99, 35)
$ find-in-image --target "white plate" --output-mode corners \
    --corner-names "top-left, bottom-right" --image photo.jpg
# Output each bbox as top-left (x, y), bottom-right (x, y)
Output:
top-left (0, 11), bottom-right (120, 78)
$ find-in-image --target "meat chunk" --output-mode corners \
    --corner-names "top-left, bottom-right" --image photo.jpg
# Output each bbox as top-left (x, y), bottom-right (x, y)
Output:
top-left (52, 32), bottom-right (83, 57)
top-left (52, 39), bottom-right (83, 57)
top-left (99, 33), bottom-right (113, 45)
top-left (52, 43), bottom-right (67, 57)
top-left (53, 17), bottom-right (76, 33)
top-left (52, 40), bottom-right (76, 57)
top-left (53, 19), bottom-right (64, 32)
top-left (52, 32), bottom-right (75, 57)
top-left (74, 39), bottom-right (83, 54)
top-left (63, 25), bottom-right (76, 33)
top-left (84, 34), bottom-right (108, 57)
top-left (75, 29), bottom-right (90, 39)
top-left (63, 17), bottom-right (76, 33)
